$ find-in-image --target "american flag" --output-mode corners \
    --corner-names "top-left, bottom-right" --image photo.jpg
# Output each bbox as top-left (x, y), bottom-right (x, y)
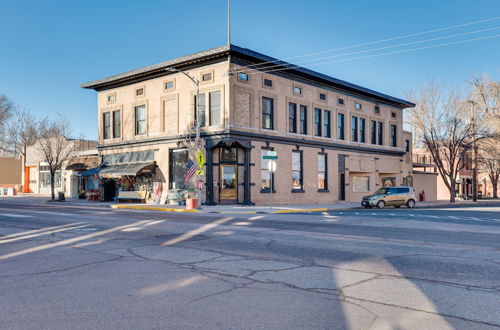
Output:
top-left (184, 159), bottom-right (198, 183)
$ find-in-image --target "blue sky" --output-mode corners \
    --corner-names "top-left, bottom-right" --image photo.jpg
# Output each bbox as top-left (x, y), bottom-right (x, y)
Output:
top-left (1, 0), bottom-right (499, 139)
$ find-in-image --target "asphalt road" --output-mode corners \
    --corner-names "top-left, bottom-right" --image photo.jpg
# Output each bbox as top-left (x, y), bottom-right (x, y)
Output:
top-left (1, 200), bottom-right (499, 330)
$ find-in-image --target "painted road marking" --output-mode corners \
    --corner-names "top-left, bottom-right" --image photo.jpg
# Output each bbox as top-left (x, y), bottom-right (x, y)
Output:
top-left (0, 213), bottom-right (33, 218)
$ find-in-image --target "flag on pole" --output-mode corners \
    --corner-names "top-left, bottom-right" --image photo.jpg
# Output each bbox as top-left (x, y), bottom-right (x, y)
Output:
top-left (184, 159), bottom-right (199, 183)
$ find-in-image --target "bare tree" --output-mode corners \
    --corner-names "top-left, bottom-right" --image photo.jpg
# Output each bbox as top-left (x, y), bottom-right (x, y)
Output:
top-left (0, 95), bottom-right (14, 126)
top-left (470, 75), bottom-right (500, 198)
top-left (0, 95), bottom-right (15, 154)
top-left (407, 81), bottom-right (490, 202)
top-left (477, 138), bottom-right (500, 198)
top-left (7, 108), bottom-right (37, 167)
top-left (35, 118), bottom-right (78, 200)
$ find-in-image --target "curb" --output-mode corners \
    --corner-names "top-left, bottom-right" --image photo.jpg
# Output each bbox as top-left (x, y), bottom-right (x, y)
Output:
top-left (110, 205), bottom-right (201, 213)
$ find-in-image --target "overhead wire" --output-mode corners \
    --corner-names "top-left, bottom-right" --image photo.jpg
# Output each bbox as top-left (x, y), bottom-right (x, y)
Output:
top-left (233, 26), bottom-right (500, 74)
top-left (229, 16), bottom-right (500, 73)
top-left (237, 34), bottom-right (500, 76)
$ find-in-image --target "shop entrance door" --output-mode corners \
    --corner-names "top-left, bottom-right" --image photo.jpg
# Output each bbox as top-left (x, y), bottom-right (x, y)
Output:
top-left (220, 165), bottom-right (237, 203)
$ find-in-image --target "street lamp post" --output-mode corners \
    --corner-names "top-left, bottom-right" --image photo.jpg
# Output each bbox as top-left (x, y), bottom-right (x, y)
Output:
top-left (166, 68), bottom-right (203, 208)
top-left (468, 100), bottom-right (478, 202)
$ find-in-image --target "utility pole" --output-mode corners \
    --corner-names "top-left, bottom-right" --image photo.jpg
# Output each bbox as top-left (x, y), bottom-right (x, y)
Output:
top-left (227, 0), bottom-right (231, 46)
top-left (165, 67), bottom-right (202, 208)
top-left (469, 100), bottom-right (478, 202)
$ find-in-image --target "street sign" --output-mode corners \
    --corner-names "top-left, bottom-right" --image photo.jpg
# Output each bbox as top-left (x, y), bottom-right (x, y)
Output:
top-left (197, 180), bottom-right (204, 190)
top-left (196, 150), bottom-right (205, 169)
top-left (195, 170), bottom-right (205, 175)
top-left (267, 160), bottom-right (277, 173)
top-left (263, 155), bottom-right (278, 160)
top-left (196, 138), bottom-right (205, 150)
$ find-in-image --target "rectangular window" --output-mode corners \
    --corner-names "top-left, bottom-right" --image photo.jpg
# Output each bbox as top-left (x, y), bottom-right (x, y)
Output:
top-left (292, 151), bottom-right (303, 190)
top-left (324, 110), bottom-right (331, 138)
top-left (405, 139), bottom-right (410, 152)
top-left (314, 108), bottom-right (322, 137)
top-left (319, 93), bottom-right (326, 100)
top-left (359, 118), bottom-right (366, 143)
top-left (293, 86), bottom-right (302, 95)
top-left (202, 73), bottom-right (212, 81)
top-left (299, 105), bottom-right (308, 134)
top-left (353, 176), bottom-right (370, 192)
top-left (390, 124), bottom-right (397, 147)
top-left (39, 166), bottom-right (61, 189)
top-left (107, 94), bottom-right (115, 103)
top-left (165, 81), bottom-right (175, 90)
top-left (135, 105), bottom-right (146, 135)
top-left (318, 153), bottom-right (327, 190)
top-left (169, 149), bottom-right (188, 189)
top-left (288, 103), bottom-right (297, 133)
top-left (351, 116), bottom-right (358, 142)
top-left (262, 97), bottom-right (274, 130)
top-left (238, 72), bottom-right (248, 81)
top-left (391, 111), bottom-right (396, 118)
top-left (264, 79), bottom-right (273, 87)
top-left (103, 112), bottom-right (111, 140)
top-left (355, 102), bottom-right (362, 110)
top-left (209, 91), bottom-right (221, 126)
top-left (135, 88), bottom-right (144, 96)
top-left (371, 120), bottom-right (377, 144)
top-left (378, 122), bottom-right (384, 145)
top-left (337, 113), bottom-right (345, 140)
top-left (195, 94), bottom-right (206, 127)
top-left (112, 110), bottom-right (121, 139)
top-left (261, 149), bottom-right (274, 191)
top-left (374, 105), bottom-right (380, 114)
top-left (338, 98), bottom-right (345, 105)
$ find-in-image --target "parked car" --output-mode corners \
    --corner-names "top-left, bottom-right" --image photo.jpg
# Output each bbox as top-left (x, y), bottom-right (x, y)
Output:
top-left (361, 186), bottom-right (416, 209)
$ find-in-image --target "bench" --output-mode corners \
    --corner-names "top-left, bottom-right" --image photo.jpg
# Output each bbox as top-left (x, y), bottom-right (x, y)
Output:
top-left (116, 191), bottom-right (147, 203)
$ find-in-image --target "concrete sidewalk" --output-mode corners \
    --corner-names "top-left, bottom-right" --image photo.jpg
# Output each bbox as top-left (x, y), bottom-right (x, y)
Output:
top-left (2, 195), bottom-right (499, 214)
top-left (110, 199), bottom-right (500, 214)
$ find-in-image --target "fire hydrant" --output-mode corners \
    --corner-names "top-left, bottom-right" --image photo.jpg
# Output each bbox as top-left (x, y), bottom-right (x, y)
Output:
top-left (419, 190), bottom-right (425, 202)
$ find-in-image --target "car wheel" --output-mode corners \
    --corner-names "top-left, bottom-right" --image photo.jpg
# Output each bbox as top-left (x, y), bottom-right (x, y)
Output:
top-left (407, 199), bottom-right (416, 208)
top-left (394, 205), bottom-right (401, 208)
top-left (377, 200), bottom-right (386, 209)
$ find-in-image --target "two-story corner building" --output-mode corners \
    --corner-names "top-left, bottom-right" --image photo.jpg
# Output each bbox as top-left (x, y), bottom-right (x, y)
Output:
top-left (81, 44), bottom-right (415, 205)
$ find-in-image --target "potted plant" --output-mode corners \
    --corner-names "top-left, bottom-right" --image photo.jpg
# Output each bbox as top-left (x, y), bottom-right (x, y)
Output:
top-left (185, 187), bottom-right (198, 209)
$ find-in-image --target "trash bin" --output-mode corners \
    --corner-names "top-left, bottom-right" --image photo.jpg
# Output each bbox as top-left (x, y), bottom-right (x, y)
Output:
top-left (58, 192), bottom-right (65, 201)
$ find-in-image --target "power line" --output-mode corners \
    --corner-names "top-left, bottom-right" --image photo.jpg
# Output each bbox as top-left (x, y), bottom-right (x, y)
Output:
top-left (233, 26), bottom-right (500, 74)
top-left (231, 16), bottom-right (500, 72)
top-left (240, 34), bottom-right (500, 76)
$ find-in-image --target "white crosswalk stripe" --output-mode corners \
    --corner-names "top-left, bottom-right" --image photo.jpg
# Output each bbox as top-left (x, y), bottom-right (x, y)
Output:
top-left (0, 213), bottom-right (33, 218)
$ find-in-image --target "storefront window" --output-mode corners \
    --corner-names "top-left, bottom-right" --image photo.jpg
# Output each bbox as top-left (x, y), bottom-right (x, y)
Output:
top-left (169, 149), bottom-right (188, 189)
top-left (318, 153), bottom-right (327, 190)
top-left (381, 177), bottom-right (396, 187)
top-left (261, 149), bottom-right (274, 191)
top-left (352, 176), bottom-right (369, 192)
top-left (220, 147), bottom-right (237, 163)
top-left (39, 165), bottom-right (61, 189)
top-left (292, 151), bottom-right (303, 190)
